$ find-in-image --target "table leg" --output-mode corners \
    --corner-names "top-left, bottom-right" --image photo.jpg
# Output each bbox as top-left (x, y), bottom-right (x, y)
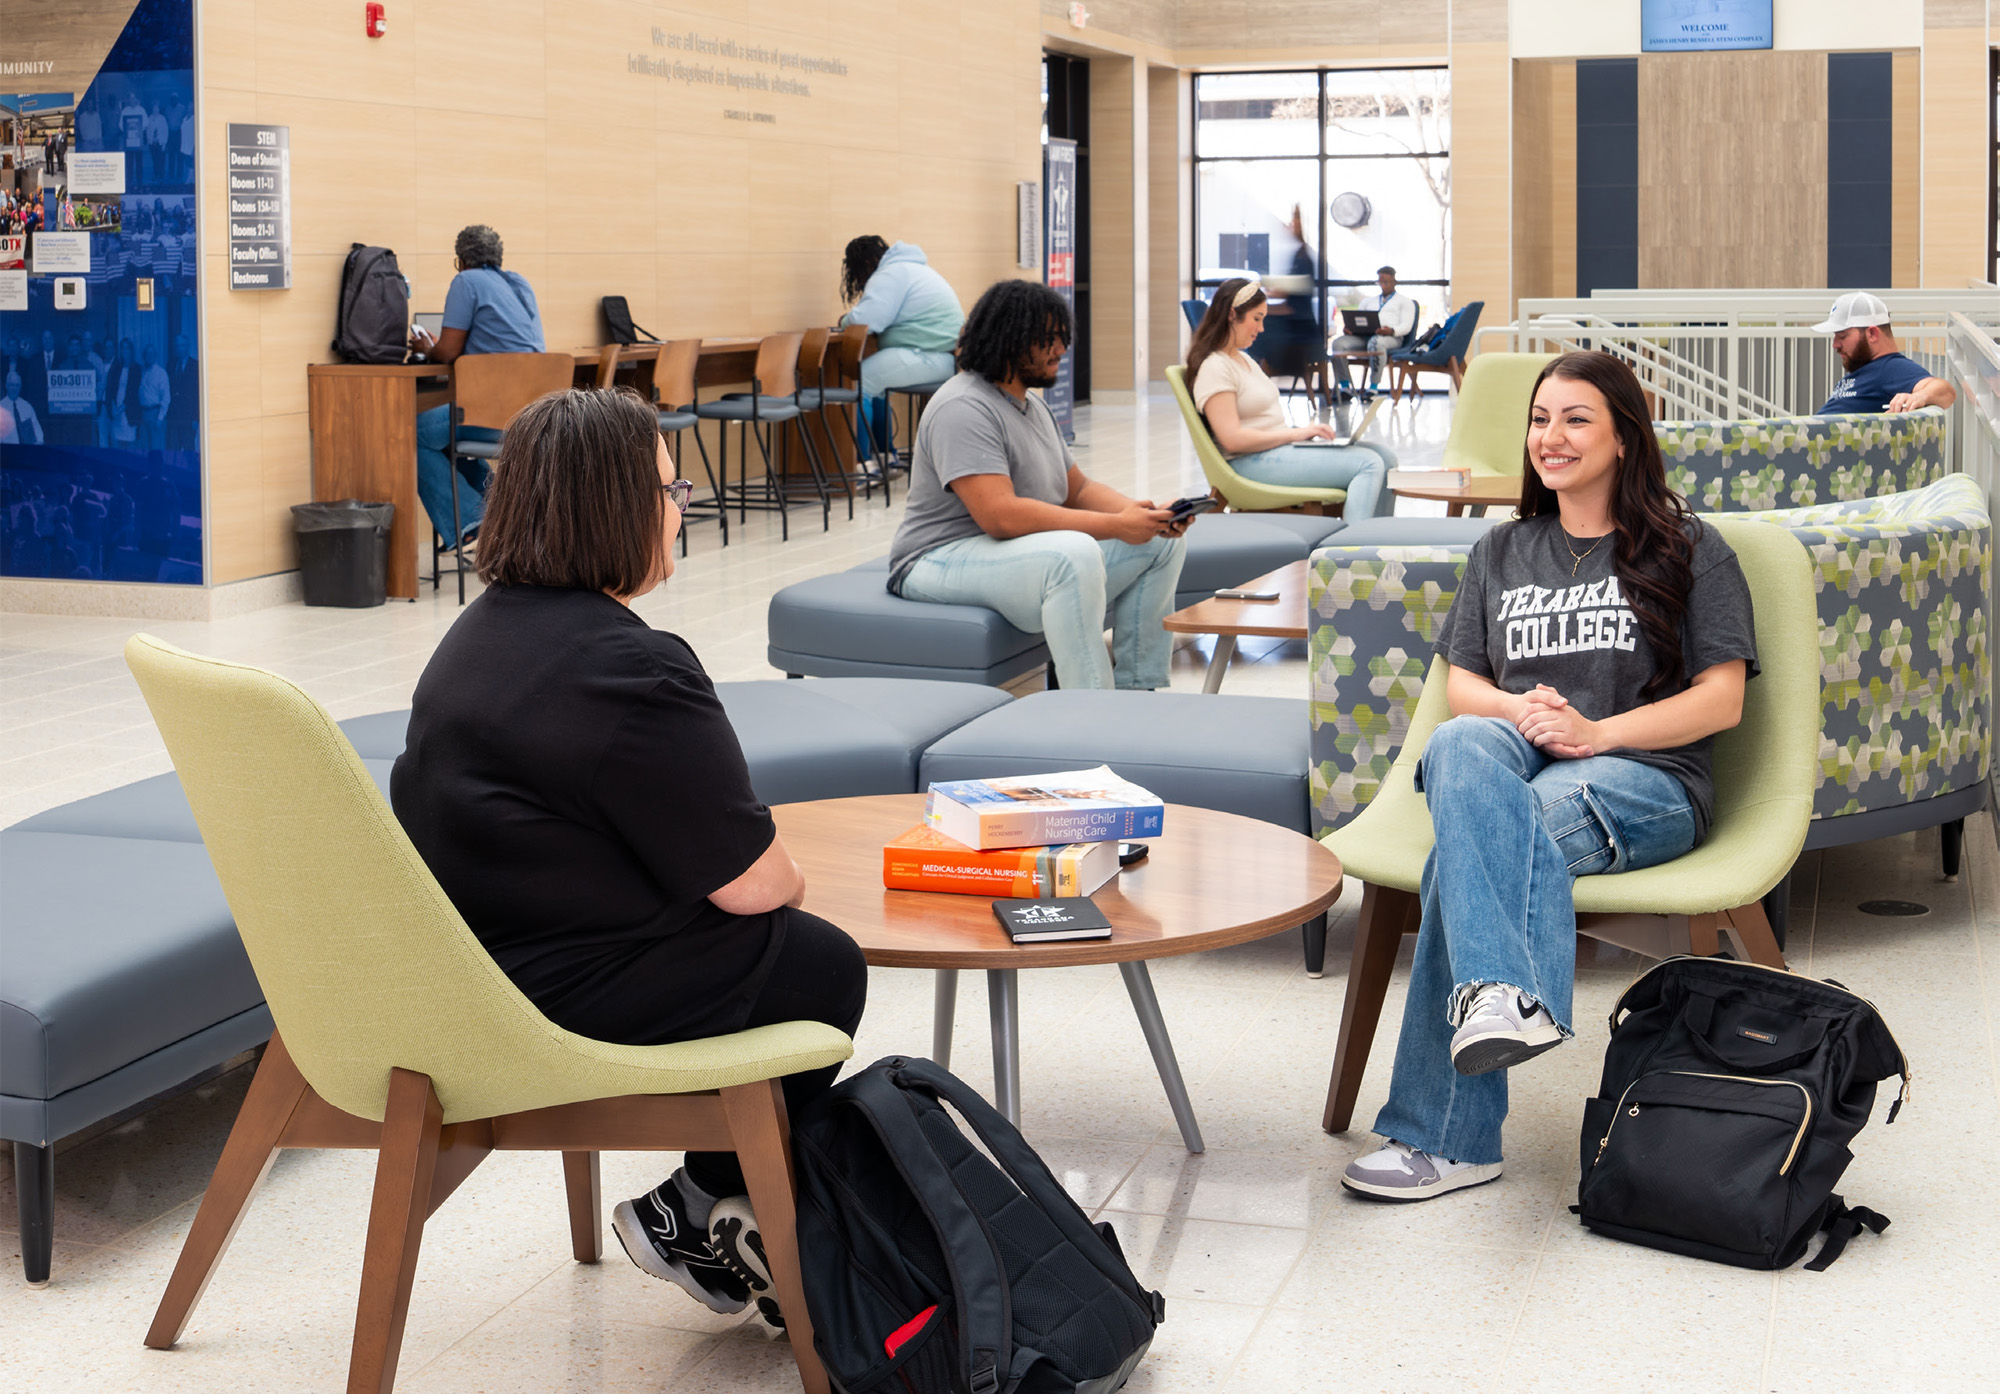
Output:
top-left (1118, 961), bottom-right (1205, 1153)
top-left (986, 968), bottom-right (1021, 1126)
top-left (1447, 501), bottom-right (1466, 517)
top-left (1201, 634), bottom-right (1238, 695)
top-left (932, 969), bottom-right (958, 1069)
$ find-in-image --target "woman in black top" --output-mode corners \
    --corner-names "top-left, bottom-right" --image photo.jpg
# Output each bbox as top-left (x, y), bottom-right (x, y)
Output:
top-left (1341, 351), bottom-right (1758, 1204)
top-left (392, 387), bottom-right (866, 1326)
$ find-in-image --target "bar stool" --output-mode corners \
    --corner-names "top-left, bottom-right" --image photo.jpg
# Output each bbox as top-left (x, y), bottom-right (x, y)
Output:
top-left (695, 331), bottom-right (828, 541)
top-left (653, 339), bottom-right (722, 551)
top-left (436, 350), bottom-right (575, 604)
top-left (795, 323), bottom-right (875, 511)
top-left (882, 377), bottom-right (949, 485)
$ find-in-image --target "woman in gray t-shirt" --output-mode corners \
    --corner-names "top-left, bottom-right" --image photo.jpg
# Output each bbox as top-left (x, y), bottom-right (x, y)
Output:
top-left (1344, 351), bottom-right (1759, 1204)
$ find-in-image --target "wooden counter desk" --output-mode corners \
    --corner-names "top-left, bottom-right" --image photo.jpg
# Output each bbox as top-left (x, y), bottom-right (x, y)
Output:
top-left (306, 339), bottom-right (786, 600)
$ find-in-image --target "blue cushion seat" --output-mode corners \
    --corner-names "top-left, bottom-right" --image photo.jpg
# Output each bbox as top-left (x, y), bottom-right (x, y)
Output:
top-left (698, 398), bottom-right (802, 422)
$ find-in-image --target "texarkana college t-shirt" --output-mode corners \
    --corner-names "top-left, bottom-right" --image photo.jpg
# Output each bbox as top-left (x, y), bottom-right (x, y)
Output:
top-left (1432, 515), bottom-right (1760, 840)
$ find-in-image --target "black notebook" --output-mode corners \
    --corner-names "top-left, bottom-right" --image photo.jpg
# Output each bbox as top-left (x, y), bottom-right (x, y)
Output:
top-left (993, 896), bottom-right (1114, 943)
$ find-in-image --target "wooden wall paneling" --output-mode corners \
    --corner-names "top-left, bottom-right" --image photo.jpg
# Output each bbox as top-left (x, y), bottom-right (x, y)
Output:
top-left (259, 413), bottom-right (311, 577)
top-left (1450, 40), bottom-right (1513, 324)
top-left (251, 0), bottom-right (416, 106)
top-left (1637, 52), bottom-right (1827, 289)
top-left (1551, 60), bottom-right (1577, 298)
top-left (1146, 64), bottom-right (1184, 381)
top-left (201, 0), bottom-right (256, 93)
top-left (205, 415), bottom-right (265, 585)
top-left (1089, 53), bottom-right (1137, 395)
top-left (1512, 59), bottom-right (1555, 309)
top-left (1921, 26), bottom-right (1991, 286)
top-left (1892, 48), bottom-right (1921, 286)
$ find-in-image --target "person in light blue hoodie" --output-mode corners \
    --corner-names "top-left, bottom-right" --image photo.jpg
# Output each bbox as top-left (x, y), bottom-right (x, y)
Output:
top-left (839, 236), bottom-right (965, 463)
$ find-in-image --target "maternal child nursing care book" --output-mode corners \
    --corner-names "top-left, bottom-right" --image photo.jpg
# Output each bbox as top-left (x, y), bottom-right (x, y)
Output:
top-left (923, 766), bottom-right (1165, 850)
top-left (883, 825), bottom-right (1121, 897)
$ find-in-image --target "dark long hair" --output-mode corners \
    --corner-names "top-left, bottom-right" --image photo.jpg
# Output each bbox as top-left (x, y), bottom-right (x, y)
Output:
top-left (955, 279), bottom-right (1072, 383)
top-left (840, 235), bottom-right (889, 304)
top-left (1519, 351), bottom-right (1695, 701)
top-left (1185, 278), bottom-right (1266, 386)
top-left (476, 388), bottom-right (665, 595)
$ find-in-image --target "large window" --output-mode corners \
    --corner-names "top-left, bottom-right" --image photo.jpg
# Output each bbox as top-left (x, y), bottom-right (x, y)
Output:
top-left (1193, 68), bottom-right (1451, 343)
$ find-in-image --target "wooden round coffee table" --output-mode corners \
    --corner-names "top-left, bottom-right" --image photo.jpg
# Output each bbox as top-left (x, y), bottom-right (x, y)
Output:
top-left (772, 794), bottom-right (1343, 1151)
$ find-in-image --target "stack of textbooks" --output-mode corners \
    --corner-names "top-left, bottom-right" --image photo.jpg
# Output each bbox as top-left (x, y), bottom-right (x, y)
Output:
top-left (881, 766), bottom-right (1167, 943)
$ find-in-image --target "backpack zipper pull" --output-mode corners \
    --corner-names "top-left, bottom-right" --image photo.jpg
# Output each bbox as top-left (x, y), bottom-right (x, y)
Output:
top-left (1592, 1134), bottom-right (1610, 1167)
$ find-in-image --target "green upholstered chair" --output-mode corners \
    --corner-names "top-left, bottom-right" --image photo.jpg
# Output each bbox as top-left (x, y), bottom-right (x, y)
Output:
top-left (1437, 351), bottom-right (1558, 478)
top-left (1165, 364), bottom-right (1350, 515)
top-left (123, 635), bottom-right (850, 1394)
top-left (1319, 518), bottom-right (1816, 1134)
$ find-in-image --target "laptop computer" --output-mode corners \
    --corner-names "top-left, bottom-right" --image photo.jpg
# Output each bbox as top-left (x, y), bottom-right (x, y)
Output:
top-left (1342, 307), bottom-right (1382, 337)
top-left (411, 311), bottom-right (444, 340)
top-left (1297, 394), bottom-right (1386, 449)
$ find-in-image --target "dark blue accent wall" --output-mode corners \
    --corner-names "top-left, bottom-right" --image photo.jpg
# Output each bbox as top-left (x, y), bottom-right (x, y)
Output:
top-left (1827, 52), bottom-right (1893, 289)
top-left (1575, 58), bottom-right (1639, 295)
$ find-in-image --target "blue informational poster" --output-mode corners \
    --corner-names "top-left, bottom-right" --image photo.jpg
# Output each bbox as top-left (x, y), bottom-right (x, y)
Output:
top-left (1, 0), bottom-right (202, 585)
top-left (1042, 138), bottom-right (1077, 444)
top-left (1641, 0), bottom-right (1773, 52)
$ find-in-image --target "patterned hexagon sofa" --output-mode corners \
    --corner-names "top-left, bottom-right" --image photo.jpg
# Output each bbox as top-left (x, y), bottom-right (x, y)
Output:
top-left (1307, 473), bottom-right (1991, 878)
top-left (1655, 406), bottom-right (1947, 512)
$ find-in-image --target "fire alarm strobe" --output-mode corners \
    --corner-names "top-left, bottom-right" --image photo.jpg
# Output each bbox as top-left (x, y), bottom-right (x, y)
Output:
top-left (54, 277), bottom-right (85, 309)
top-left (365, 2), bottom-right (386, 37)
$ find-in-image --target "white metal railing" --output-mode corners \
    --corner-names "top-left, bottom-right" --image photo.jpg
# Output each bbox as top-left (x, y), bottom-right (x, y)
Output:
top-left (1473, 289), bottom-right (2000, 424)
top-left (1947, 311), bottom-right (2000, 505)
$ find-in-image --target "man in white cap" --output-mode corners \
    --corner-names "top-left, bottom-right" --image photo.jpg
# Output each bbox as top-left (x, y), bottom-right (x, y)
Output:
top-left (1815, 292), bottom-right (1956, 414)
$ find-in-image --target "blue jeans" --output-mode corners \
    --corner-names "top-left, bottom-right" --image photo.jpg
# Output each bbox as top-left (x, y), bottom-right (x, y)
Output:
top-left (900, 530), bottom-right (1187, 690)
top-left (1229, 442), bottom-right (1394, 519)
top-left (415, 405), bottom-right (498, 548)
top-left (1372, 715), bottom-right (1698, 1165)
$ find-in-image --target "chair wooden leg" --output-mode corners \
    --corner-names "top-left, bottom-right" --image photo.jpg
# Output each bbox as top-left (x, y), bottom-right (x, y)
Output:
top-left (722, 1079), bottom-right (830, 1394)
top-left (1723, 901), bottom-right (1787, 969)
top-left (1688, 912), bottom-right (1722, 959)
top-left (1323, 884), bottom-right (1420, 1135)
top-left (561, 1151), bottom-right (602, 1263)
top-left (146, 1034), bottom-right (312, 1349)
top-left (347, 1068), bottom-right (443, 1394)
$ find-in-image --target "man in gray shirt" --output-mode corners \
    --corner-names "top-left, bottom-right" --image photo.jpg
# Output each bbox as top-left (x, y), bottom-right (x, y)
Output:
top-left (888, 280), bottom-right (1189, 689)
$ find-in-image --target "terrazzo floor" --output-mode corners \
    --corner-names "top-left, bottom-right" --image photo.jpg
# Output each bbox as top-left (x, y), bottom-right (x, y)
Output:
top-left (3, 390), bottom-right (1995, 1393)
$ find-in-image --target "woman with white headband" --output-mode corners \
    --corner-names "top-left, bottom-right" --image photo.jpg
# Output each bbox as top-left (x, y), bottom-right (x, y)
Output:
top-left (1185, 277), bottom-right (1390, 518)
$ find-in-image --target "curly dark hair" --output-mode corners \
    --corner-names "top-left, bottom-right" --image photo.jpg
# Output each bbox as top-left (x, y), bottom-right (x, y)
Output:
top-left (955, 279), bottom-right (1073, 384)
top-left (454, 224), bottom-right (503, 270)
top-left (840, 235), bottom-right (889, 304)
top-left (1519, 350), bottom-right (1697, 702)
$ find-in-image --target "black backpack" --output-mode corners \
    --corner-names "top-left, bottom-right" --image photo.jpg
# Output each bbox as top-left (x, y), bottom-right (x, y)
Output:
top-left (1576, 956), bottom-right (1909, 1271)
top-left (332, 244), bottom-right (411, 364)
top-left (793, 1056), bottom-right (1164, 1394)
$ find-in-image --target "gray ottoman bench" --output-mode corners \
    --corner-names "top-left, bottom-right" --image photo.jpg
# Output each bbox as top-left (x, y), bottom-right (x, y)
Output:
top-left (766, 511), bottom-right (1350, 684)
top-left (916, 688), bottom-right (1329, 972)
top-left (1, 676), bottom-right (1006, 1284)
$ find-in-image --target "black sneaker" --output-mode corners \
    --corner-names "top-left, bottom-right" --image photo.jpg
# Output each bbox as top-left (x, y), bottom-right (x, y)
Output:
top-left (610, 1181), bottom-right (750, 1314)
top-left (709, 1197), bottom-right (787, 1331)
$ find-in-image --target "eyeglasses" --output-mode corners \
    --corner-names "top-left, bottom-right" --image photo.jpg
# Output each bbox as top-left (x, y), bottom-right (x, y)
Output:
top-left (661, 479), bottom-right (694, 513)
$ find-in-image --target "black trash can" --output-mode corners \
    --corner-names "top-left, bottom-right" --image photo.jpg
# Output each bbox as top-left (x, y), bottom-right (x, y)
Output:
top-left (292, 500), bottom-right (394, 608)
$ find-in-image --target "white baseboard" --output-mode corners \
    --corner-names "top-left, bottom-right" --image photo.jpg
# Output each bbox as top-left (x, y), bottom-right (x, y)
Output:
top-left (0, 570), bottom-right (304, 620)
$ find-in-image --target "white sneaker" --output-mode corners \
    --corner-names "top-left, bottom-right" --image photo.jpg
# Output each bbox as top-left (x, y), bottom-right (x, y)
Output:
top-left (1342, 1140), bottom-right (1502, 1202)
top-left (1450, 982), bottom-right (1563, 1076)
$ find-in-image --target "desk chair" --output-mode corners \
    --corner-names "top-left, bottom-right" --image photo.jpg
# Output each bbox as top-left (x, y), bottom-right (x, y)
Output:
top-left (125, 634), bottom-right (849, 1394)
top-left (1181, 298), bottom-right (1209, 331)
top-left (874, 377), bottom-right (950, 487)
top-left (1164, 365), bottom-right (1351, 515)
top-left (1320, 519), bottom-right (1815, 1134)
top-left (722, 329), bottom-right (842, 526)
top-left (655, 338), bottom-right (723, 550)
top-left (439, 351), bottom-right (575, 604)
top-left (697, 332), bottom-right (829, 541)
top-left (796, 323), bottom-right (877, 509)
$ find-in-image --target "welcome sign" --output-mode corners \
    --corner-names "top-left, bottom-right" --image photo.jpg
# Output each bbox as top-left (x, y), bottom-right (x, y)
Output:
top-left (1641, 0), bottom-right (1773, 52)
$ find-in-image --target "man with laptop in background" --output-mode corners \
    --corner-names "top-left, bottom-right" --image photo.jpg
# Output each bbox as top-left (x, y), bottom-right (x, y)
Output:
top-left (1329, 265), bottom-right (1417, 401)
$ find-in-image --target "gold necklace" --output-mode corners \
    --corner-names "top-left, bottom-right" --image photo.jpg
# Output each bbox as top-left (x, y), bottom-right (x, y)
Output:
top-left (1562, 529), bottom-right (1609, 577)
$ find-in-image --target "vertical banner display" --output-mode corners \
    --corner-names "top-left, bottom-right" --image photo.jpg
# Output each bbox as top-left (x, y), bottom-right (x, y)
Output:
top-left (0, 0), bottom-right (204, 585)
top-left (225, 124), bottom-right (291, 289)
top-left (1042, 138), bottom-right (1077, 443)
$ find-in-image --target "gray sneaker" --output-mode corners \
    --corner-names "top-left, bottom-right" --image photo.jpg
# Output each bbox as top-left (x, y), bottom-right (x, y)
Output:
top-left (1342, 1140), bottom-right (1502, 1202)
top-left (1450, 982), bottom-right (1563, 1076)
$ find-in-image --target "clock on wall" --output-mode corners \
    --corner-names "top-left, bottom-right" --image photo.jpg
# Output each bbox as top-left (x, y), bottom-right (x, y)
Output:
top-left (1330, 191), bottom-right (1371, 229)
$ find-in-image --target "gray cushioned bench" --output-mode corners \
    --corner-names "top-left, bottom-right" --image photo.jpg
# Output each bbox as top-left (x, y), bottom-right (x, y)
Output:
top-left (767, 511), bottom-right (1350, 683)
top-left (0, 676), bottom-right (1007, 1284)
